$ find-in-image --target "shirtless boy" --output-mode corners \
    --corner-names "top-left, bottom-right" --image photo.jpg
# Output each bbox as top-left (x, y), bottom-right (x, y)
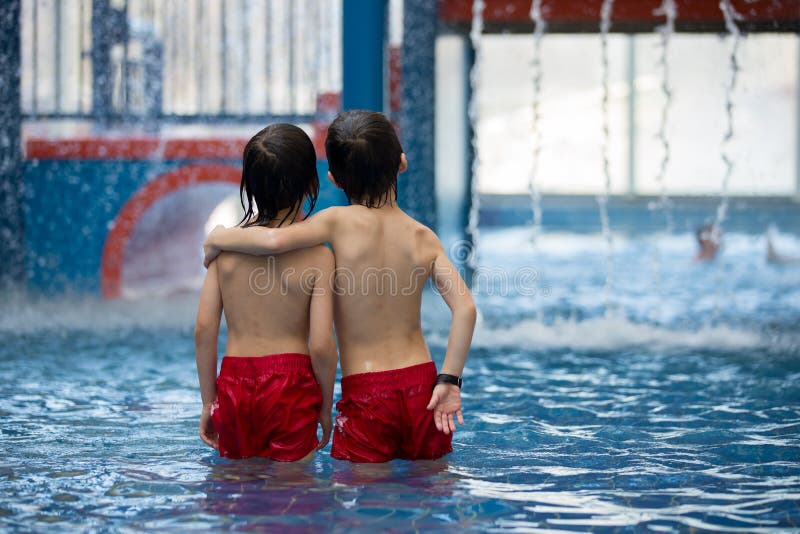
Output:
top-left (195, 123), bottom-right (337, 461)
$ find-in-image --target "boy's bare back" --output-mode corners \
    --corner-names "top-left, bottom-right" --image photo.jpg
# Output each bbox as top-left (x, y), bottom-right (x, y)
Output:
top-left (325, 204), bottom-right (440, 375)
top-left (215, 245), bottom-right (333, 357)
top-left (205, 201), bottom-right (472, 381)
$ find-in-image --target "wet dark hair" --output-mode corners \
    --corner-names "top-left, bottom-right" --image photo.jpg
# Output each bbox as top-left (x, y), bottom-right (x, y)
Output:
top-left (325, 110), bottom-right (403, 208)
top-left (239, 123), bottom-right (319, 227)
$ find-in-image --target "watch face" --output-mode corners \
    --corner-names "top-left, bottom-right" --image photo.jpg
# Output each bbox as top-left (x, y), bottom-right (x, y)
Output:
top-left (437, 374), bottom-right (462, 388)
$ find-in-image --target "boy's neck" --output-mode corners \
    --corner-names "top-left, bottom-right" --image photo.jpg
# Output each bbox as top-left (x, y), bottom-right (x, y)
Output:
top-left (271, 207), bottom-right (300, 227)
top-left (246, 207), bottom-right (300, 228)
top-left (350, 193), bottom-right (399, 210)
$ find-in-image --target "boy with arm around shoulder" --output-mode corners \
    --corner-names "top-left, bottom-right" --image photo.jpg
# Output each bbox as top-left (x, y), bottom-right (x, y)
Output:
top-left (195, 124), bottom-right (337, 462)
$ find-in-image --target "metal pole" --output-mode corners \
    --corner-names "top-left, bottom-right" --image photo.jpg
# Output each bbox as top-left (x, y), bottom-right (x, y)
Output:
top-left (240, 0), bottom-right (249, 113)
top-left (91, 0), bottom-right (113, 121)
top-left (264, 0), bottom-right (272, 112)
top-left (122, 0), bottom-right (129, 116)
top-left (195, 0), bottom-right (204, 112)
top-left (220, 4), bottom-right (227, 113)
top-left (288, 0), bottom-right (296, 112)
top-left (463, 39), bottom-right (476, 283)
top-left (399, 0), bottom-right (437, 229)
top-left (79, 0), bottom-right (85, 113)
top-left (32, 0), bottom-right (38, 114)
top-left (0, 0), bottom-right (25, 288)
top-left (55, 0), bottom-right (62, 112)
top-left (342, 0), bottom-right (386, 112)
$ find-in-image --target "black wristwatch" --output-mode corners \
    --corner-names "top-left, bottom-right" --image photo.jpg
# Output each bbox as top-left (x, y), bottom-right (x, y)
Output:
top-left (435, 373), bottom-right (462, 389)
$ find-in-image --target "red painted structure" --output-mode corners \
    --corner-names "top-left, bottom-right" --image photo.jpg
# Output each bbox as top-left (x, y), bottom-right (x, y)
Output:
top-left (24, 96), bottom-right (340, 299)
top-left (100, 164), bottom-right (240, 299)
top-left (25, 135), bottom-right (331, 161)
top-left (439, 0), bottom-right (800, 33)
top-left (26, 139), bottom-right (247, 298)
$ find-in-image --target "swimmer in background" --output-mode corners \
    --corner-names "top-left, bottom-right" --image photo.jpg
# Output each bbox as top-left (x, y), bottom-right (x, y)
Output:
top-left (195, 123), bottom-right (337, 462)
top-left (695, 223), bottom-right (721, 261)
top-left (766, 226), bottom-right (800, 265)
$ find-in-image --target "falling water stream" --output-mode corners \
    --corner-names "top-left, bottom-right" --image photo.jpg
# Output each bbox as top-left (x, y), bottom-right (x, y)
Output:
top-left (653, 0), bottom-right (676, 232)
top-left (528, 0), bottom-right (545, 246)
top-left (598, 0), bottom-right (615, 313)
top-left (711, 0), bottom-right (744, 319)
top-left (527, 0), bottom-right (547, 321)
top-left (714, 0), bottom-right (743, 237)
top-left (649, 0), bottom-right (677, 322)
top-left (466, 0), bottom-right (486, 271)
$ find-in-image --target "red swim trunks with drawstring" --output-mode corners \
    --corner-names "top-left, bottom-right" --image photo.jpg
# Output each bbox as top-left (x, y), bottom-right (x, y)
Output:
top-left (210, 353), bottom-right (322, 461)
top-left (331, 361), bottom-right (453, 463)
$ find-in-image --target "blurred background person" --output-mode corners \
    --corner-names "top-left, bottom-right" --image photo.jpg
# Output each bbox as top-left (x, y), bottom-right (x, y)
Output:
top-left (695, 223), bottom-right (721, 261)
top-left (767, 226), bottom-right (800, 265)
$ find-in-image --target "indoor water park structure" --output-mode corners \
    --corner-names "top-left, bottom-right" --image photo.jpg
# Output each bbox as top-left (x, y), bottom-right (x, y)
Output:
top-left (0, 0), bottom-right (799, 530)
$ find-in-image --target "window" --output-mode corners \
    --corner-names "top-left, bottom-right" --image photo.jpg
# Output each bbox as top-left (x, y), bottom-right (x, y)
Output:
top-left (474, 33), bottom-right (799, 196)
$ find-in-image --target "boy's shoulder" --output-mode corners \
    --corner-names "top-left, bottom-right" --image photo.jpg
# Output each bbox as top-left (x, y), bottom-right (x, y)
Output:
top-left (391, 212), bottom-right (440, 244)
top-left (328, 204), bottom-right (369, 217)
top-left (309, 205), bottom-right (363, 230)
top-left (411, 221), bottom-right (445, 261)
top-left (319, 205), bottom-right (443, 248)
top-left (315, 205), bottom-right (352, 217)
top-left (321, 204), bottom-right (379, 229)
top-left (388, 209), bottom-right (445, 259)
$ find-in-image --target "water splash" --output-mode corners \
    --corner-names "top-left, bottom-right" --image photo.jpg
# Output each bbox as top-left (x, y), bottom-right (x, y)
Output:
top-left (466, 0), bottom-right (486, 270)
top-left (598, 0), bottom-right (615, 312)
top-left (713, 0), bottom-right (744, 241)
top-left (528, 0), bottom-right (546, 245)
top-left (472, 315), bottom-right (766, 352)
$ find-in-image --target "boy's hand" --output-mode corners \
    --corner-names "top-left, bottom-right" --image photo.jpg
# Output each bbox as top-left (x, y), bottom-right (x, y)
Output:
top-left (427, 383), bottom-right (464, 435)
top-left (203, 226), bottom-right (225, 268)
top-left (317, 410), bottom-right (333, 450)
top-left (199, 404), bottom-right (219, 450)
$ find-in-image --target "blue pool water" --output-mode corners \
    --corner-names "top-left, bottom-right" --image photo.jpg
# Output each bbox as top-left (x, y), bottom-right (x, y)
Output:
top-left (1, 227), bottom-right (799, 531)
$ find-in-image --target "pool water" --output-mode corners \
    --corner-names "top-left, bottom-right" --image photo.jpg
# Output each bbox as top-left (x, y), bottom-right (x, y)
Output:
top-left (1, 228), bottom-right (799, 531)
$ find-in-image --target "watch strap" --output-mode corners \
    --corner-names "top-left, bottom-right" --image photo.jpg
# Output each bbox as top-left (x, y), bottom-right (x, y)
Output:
top-left (435, 373), bottom-right (462, 389)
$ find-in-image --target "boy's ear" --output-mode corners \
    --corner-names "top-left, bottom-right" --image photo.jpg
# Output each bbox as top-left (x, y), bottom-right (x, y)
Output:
top-left (327, 171), bottom-right (343, 190)
top-left (399, 153), bottom-right (408, 174)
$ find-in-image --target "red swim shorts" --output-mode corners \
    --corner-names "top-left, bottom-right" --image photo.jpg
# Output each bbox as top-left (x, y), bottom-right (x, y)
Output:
top-left (331, 361), bottom-right (453, 463)
top-left (210, 353), bottom-right (322, 462)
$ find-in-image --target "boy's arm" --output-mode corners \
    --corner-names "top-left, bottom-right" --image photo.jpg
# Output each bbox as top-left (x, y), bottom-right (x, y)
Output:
top-left (308, 248), bottom-right (338, 450)
top-left (195, 261), bottom-right (223, 450)
top-left (203, 208), bottom-right (339, 267)
top-left (427, 240), bottom-right (477, 435)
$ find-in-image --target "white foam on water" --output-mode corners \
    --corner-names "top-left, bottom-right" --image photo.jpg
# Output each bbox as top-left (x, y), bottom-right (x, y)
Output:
top-left (480, 227), bottom-right (800, 260)
top-left (473, 314), bottom-right (765, 352)
top-left (4, 229), bottom-right (797, 350)
top-left (0, 291), bottom-right (199, 334)
top-left (3, 289), bottom-right (771, 353)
